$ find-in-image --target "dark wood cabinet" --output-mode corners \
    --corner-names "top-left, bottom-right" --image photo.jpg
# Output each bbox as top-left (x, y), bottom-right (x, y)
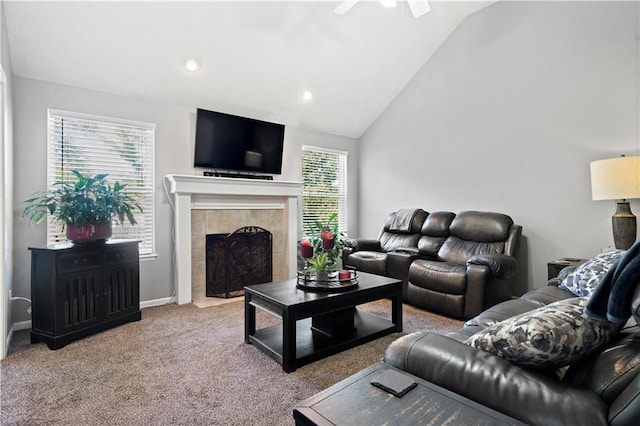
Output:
top-left (29, 240), bottom-right (141, 349)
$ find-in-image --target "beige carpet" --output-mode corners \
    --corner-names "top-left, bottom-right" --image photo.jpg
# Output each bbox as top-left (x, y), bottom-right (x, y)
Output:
top-left (1, 299), bottom-right (462, 426)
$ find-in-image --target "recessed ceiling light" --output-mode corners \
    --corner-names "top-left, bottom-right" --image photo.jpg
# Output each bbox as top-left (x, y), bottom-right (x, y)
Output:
top-left (182, 58), bottom-right (201, 72)
top-left (299, 90), bottom-right (313, 103)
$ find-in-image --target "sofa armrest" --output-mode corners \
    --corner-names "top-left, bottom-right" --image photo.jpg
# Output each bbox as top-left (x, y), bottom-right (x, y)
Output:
top-left (345, 238), bottom-right (382, 253)
top-left (390, 247), bottom-right (419, 255)
top-left (467, 254), bottom-right (517, 279)
top-left (545, 265), bottom-right (579, 287)
top-left (383, 332), bottom-right (608, 426)
top-left (386, 248), bottom-right (420, 281)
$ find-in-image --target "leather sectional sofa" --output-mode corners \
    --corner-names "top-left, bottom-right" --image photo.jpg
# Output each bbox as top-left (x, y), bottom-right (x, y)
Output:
top-left (383, 264), bottom-right (640, 425)
top-left (342, 209), bottom-right (522, 319)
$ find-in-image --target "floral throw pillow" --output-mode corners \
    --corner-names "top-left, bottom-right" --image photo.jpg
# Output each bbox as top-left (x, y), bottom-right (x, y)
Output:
top-left (465, 298), bottom-right (620, 369)
top-left (558, 250), bottom-right (624, 297)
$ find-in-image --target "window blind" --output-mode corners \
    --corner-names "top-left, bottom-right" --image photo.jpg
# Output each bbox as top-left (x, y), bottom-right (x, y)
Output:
top-left (47, 109), bottom-right (156, 257)
top-left (302, 146), bottom-right (348, 237)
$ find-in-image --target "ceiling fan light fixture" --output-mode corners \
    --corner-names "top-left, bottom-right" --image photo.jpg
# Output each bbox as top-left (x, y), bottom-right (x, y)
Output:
top-left (380, 0), bottom-right (397, 8)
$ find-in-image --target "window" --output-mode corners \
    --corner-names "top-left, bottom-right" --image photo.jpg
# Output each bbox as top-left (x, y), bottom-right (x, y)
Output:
top-left (301, 146), bottom-right (347, 236)
top-left (47, 109), bottom-right (155, 257)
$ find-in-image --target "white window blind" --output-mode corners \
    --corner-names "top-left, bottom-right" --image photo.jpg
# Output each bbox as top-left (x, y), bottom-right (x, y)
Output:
top-left (302, 146), bottom-right (348, 236)
top-left (47, 109), bottom-right (155, 257)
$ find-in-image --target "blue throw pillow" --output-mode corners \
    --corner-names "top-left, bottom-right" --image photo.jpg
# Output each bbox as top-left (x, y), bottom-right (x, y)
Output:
top-left (558, 250), bottom-right (624, 297)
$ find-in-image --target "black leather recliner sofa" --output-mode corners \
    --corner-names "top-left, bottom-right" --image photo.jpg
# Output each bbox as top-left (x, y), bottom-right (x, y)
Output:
top-left (383, 265), bottom-right (640, 425)
top-left (342, 209), bottom-right (522, 319)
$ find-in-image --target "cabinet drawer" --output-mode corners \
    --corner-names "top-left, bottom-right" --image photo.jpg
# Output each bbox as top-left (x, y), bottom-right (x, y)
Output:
top-left (57, 252), bottom-right (102, 273)
top-left (105, 246), bottom-right (138, 265)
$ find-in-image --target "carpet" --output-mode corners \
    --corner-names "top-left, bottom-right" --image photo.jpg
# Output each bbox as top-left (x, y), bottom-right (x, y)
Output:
top-left (1, 299), bottom-right (462, 425)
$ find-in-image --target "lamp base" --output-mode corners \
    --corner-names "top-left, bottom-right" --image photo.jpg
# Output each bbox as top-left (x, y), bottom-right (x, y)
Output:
top-left (612, 201), bottom-right (637, 250)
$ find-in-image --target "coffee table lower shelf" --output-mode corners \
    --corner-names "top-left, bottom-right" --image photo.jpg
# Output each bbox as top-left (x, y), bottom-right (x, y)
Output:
top-left (248, 310), bottom-right (396, 370)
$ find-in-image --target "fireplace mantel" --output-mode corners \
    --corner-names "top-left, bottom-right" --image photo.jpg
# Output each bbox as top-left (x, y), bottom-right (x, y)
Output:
top-left (164, 174), bottom-right (303, 304)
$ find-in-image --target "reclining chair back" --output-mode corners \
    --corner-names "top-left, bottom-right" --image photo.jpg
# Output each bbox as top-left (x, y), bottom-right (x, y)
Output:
top-left (378, 209), bottom-right (428, 252)
top-left (438, 211), bottom-right (517, 265)
top-left (417, 211), bottom-right (456, 260)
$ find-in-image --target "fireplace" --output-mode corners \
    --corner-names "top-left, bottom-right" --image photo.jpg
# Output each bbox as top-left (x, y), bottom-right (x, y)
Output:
top-left (206, 226), bottom-right (273, 298)
top-left (164, 174), bottom-right (303, 304)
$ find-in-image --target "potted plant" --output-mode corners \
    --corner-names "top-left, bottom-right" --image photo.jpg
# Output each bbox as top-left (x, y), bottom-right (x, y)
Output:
top-left (300, 213), bottom-right (348, 280)
top-left (306, 213), bottom-right (347, 263)
top-left (23, 170), bottom-right (143, 243)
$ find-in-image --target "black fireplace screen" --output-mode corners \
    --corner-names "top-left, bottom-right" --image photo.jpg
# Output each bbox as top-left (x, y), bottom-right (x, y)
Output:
top-left (206, 226), bottom-right (273, 298)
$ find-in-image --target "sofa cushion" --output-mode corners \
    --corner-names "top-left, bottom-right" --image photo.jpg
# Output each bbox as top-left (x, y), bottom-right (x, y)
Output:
top-left (465, 297), bottom-right (620, 369)
top-left (409, 260), bottom-right (467, 294)
top-left (417, 212), bottom-right (455, 258)
top-left (558, 249), bottom-right (624, 297)
top-left (464, 298), bottom-right (544, 329)
top-left (382, 208), bottom-right (427, 234)
top-left (438, 236), bottom-right (504, 266)
top-left (520, 285), bottom-right (576, 305)
top-left (345, 251), bottom-right (387, 276)
top-left (378, 232), bottom-right (421, 252)
top-left (448, 211), bottom-right (513, 242)
top-left (421, 211), bottom-right (456, 237)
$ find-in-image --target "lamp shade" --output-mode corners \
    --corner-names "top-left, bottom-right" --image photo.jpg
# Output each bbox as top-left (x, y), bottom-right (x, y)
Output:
top-left (590, 156), bottom-right (640, 201)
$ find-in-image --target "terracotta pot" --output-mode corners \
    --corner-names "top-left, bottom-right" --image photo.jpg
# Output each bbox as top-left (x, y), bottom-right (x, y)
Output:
top-left (66, 221), bottom-right (112, 243)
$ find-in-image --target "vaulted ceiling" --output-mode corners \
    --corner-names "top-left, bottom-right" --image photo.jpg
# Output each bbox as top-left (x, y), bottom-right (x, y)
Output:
top-left (4, 1), bottom-right (495, 138)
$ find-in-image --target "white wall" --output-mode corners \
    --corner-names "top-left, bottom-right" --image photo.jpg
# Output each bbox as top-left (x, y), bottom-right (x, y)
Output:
top-left (358, 1), bottom-right (640, 294)
top-left (1, 0), bottom-right (15, 359)
top-left (11, 77), bottom-right (359, 324)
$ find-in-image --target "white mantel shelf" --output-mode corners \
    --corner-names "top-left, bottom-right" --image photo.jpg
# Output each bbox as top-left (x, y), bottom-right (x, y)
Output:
top-left (165, 174), bottom-right (304, 197)
top-left (164, 174), bottom-right (303, 304)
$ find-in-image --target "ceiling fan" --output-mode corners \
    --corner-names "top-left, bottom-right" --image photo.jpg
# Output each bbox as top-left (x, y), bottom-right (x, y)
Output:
top-left (334, 0), bottom-right (431, 18)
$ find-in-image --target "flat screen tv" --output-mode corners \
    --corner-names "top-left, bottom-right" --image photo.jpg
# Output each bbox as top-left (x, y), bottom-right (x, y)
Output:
top-left (194, 108), bottom-right (285, 175)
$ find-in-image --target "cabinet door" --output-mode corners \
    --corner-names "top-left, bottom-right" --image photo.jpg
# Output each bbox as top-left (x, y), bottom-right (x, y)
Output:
top-left (103, 262), bottom-right (140, 319)
top-left (56, 270), bottom-right (103, 334)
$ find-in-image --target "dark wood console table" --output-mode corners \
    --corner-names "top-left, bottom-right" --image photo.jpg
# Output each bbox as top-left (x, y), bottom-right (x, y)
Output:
top-left (29, 239), bottom-right (142, 349)
top-left (244, 272), bottom-right (402, 372)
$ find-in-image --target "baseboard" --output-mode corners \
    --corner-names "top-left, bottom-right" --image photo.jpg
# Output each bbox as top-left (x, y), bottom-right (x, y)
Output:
top-left (140, 296), bottom-right (175, 309)
top-left (6, 324), bottom-right (15, 355)
top-left (12, 320), bottom-right (32, 331)
top-left (7, 297), bottom-right (175, 338)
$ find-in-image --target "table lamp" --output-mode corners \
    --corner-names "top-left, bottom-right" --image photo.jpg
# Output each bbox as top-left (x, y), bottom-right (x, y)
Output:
top-left (590, 155), bottom-right (640, 250)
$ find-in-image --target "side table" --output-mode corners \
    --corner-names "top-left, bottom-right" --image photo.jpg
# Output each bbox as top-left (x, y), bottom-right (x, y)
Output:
top-left (293, 363), bottom-right (525, 425)
top-left (547, 257), bottom-right (588, 279)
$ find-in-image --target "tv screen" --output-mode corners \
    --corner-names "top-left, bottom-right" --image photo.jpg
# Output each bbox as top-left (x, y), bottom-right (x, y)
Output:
top-left (194, 108), bottom-right (285, 175)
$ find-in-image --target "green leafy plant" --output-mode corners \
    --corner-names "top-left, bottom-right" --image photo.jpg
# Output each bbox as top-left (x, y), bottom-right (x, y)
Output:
top-left (23, 170), bottom-right (143, 228)
top-left (306, 251), bottom-right (335, 274)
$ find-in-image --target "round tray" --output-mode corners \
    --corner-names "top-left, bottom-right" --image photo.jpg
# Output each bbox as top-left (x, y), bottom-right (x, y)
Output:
top-left (296, 270), bottom-right (359, 292)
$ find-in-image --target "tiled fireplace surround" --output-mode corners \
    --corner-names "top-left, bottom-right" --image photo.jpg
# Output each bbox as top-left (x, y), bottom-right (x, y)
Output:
top-left (165, 174), bottom-right (303, 304)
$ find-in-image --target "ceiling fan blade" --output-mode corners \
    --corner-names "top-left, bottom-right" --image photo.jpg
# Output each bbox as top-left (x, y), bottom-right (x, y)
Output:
top-left (334, 0), bottom-right (360, 15)
top-left (407, 0), bottom-right (431, 18)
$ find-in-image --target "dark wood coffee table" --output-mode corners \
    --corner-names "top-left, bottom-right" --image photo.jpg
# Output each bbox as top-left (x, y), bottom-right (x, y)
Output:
top-left (244, 272), bottom-right (402, 372)
top-left (293, 363), bottom-right (526, 425)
